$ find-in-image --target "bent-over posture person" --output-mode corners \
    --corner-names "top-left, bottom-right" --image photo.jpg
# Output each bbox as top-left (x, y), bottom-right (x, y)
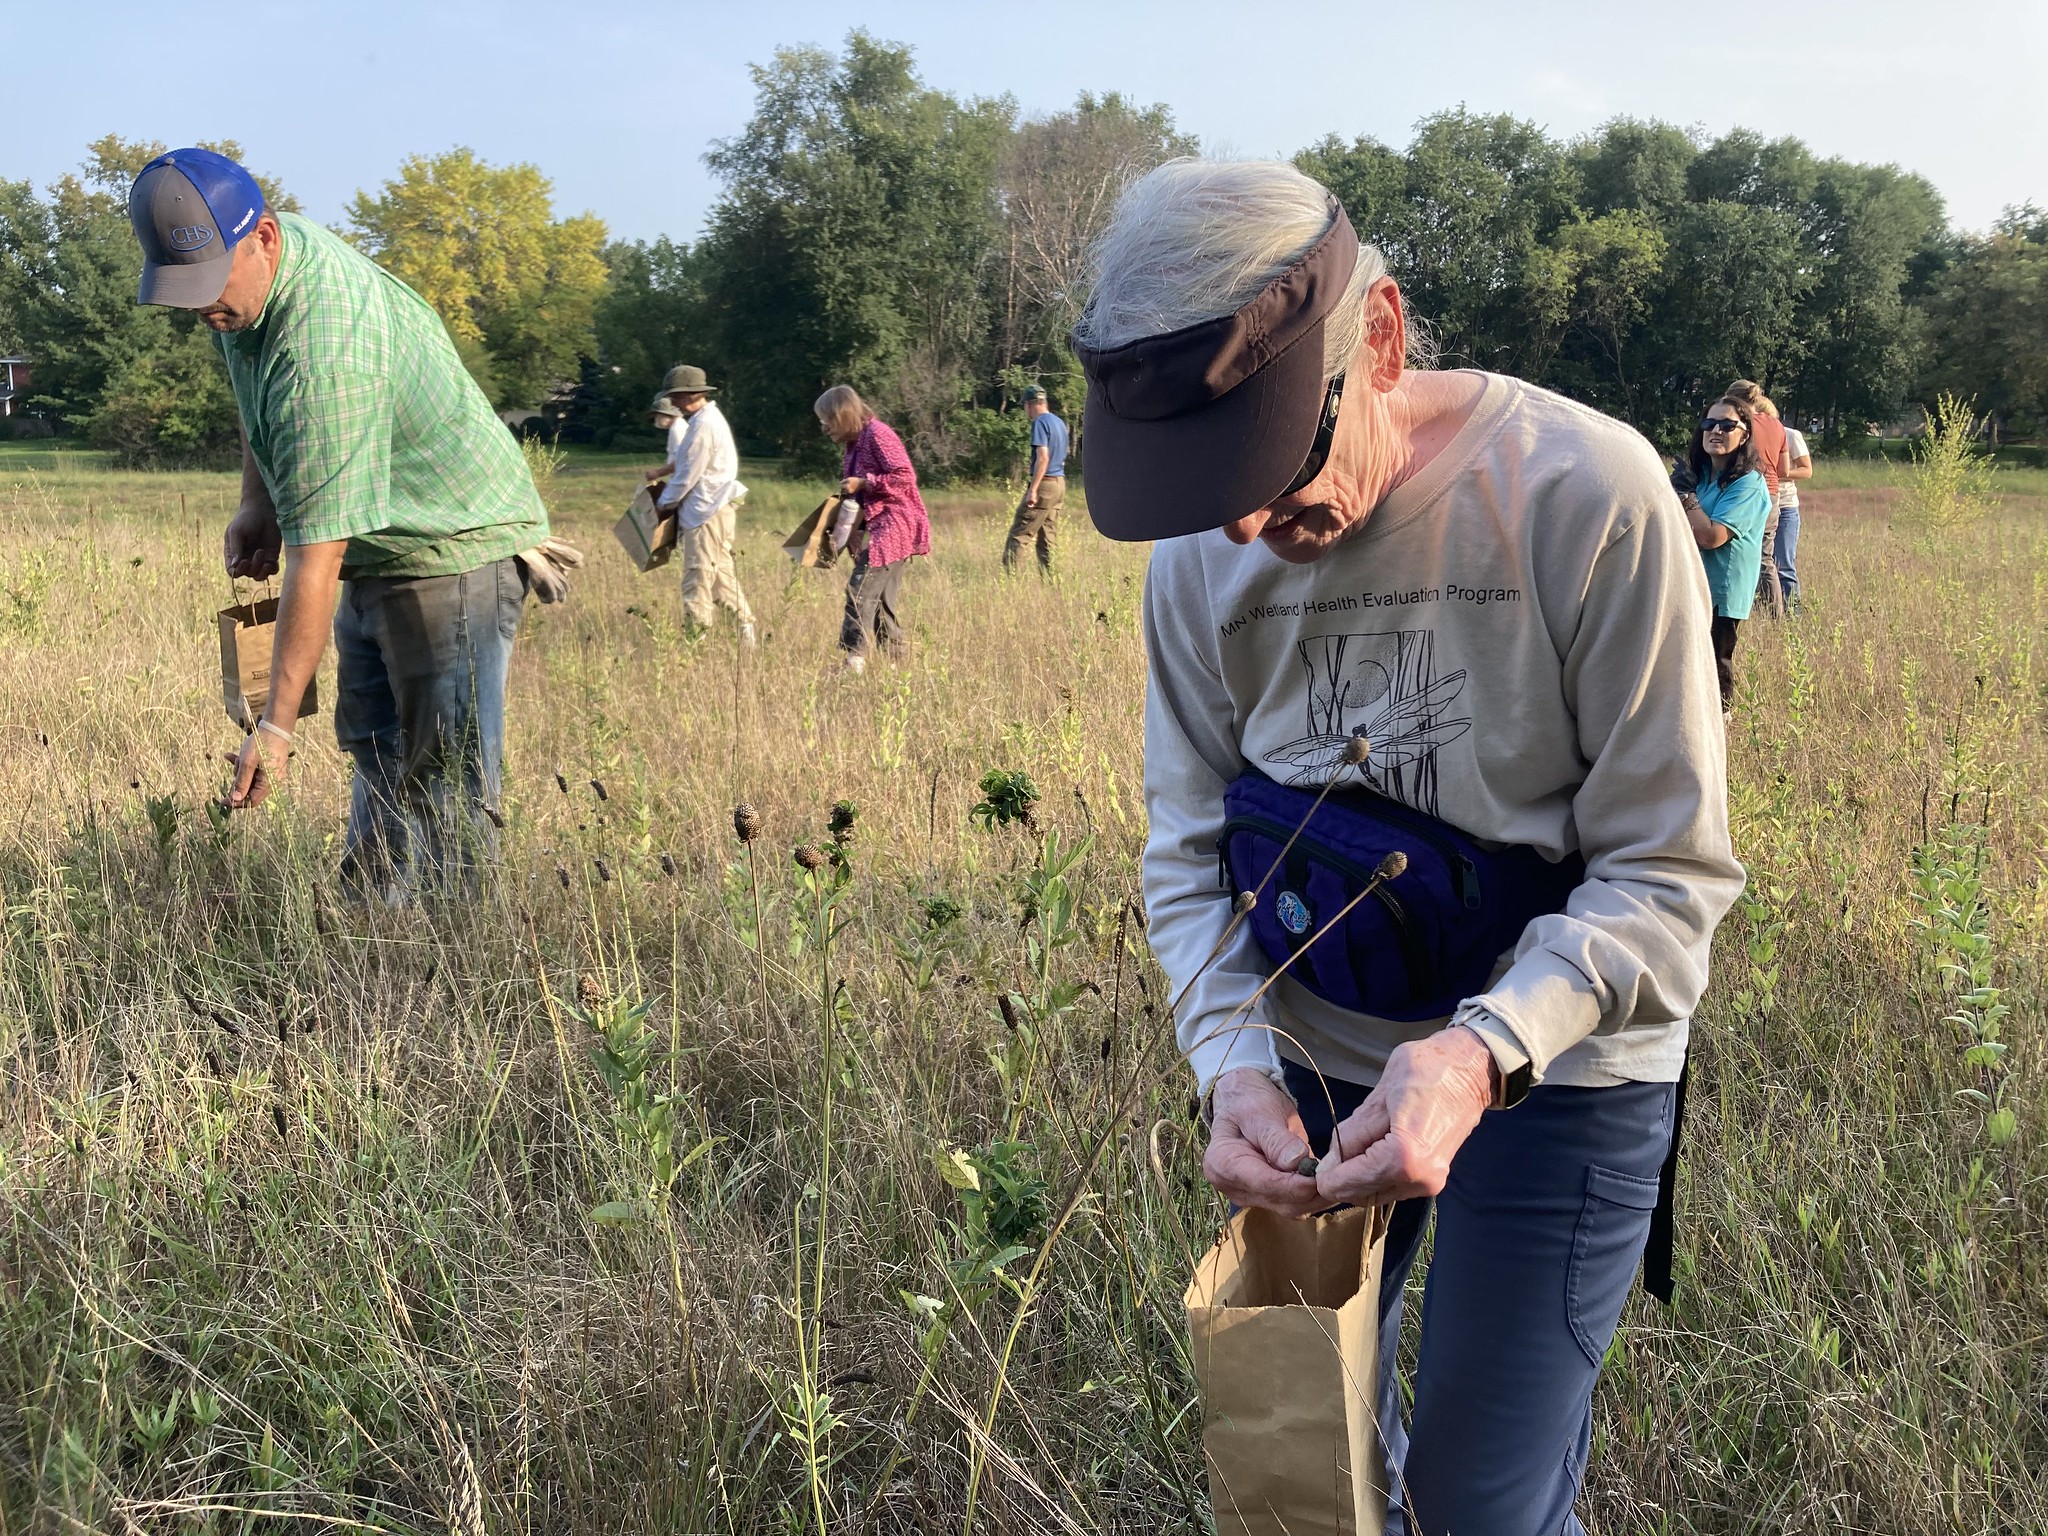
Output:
top-left (130, 148), bottom-right (559, 899)
top-left (1075, 159), bottom-right (1743, 1536)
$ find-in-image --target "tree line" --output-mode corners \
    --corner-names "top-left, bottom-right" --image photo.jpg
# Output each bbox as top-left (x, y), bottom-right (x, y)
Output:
top-left (2, 32), bottom-right (2042, 476)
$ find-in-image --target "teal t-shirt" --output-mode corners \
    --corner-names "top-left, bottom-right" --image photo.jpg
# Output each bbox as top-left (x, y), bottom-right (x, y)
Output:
top-left (1696, 470), bottom-right (1772, 621)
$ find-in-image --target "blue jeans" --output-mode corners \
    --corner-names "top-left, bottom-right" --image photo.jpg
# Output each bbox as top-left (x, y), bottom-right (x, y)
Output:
top-left (1283, 1058), bottom-right (1677, 1536)
top-left (1773, 503), bottom-right (1801, 609)
top-left (331, 558), bottom-right (525, 899)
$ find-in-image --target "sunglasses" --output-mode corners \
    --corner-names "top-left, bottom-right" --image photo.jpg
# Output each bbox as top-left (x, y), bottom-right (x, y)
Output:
top-left (1699, 417), bottom-right (1745, 435)
top-left (1281, 372), bottom-right (1348, 496)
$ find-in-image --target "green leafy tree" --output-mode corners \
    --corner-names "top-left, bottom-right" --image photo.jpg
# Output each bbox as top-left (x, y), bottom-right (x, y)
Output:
top-left (1921, 207), bottom-right (2048, 440)
top-left (1636, 198), bottom-right (1812, 439)
top-left (1301, 111), bottom-right (1582, 377)
top-left (589, 236), bottom-right (710, 446)
top-left (993, 93), bottom-right (1194, 402)
top-left (1543, 210), bottom-right (1669, 422)
top-left (346, 148), bottom-right (609, 411)
top-left (1788, 162), bottom-right (1946, 434)
top-left (1573, 118), bottom-right (1697, 216)
top-left (698, 32), bottom-right (1013, 469)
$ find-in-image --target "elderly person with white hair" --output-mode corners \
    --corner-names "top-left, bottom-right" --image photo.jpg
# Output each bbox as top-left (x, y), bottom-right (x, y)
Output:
top-left (1078, 160), bottom-right (1743, 1535)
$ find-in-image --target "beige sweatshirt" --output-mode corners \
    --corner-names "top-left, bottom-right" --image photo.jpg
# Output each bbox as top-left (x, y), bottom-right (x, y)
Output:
top-left (1142, 372), bottom-right (1744, 1094)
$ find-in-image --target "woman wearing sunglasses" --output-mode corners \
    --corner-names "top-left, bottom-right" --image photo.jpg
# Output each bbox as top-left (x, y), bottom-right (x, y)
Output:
top-left (1679, 396), bottom-right (1774, 712)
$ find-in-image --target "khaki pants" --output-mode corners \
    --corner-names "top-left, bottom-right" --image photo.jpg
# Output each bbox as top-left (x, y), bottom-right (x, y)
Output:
top-left (1002, 476), bottom-right (1065, 573)
top-left (678, 504), bottom-right (753, 630)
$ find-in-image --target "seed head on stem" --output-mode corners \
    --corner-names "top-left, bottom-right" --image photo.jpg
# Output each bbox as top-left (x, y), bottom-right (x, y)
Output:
top-left (1375, 850), bottom-right (1408, 881)
top-left (793, 845), bottom-right (825, 872)
top-left (733, 801), bottom-right (762, 843)
top-left (1342, 731), bottom-right (1372, 767)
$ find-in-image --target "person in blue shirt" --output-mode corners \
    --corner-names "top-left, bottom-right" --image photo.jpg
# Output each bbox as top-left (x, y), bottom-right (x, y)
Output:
top-left (1002, 385), bottom-right (1069, 574)
top-left (1676, 395), bottom-right (1774, 713)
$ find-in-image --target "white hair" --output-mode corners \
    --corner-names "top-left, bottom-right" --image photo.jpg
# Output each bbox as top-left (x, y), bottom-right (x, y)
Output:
top-left (1074, 158), bottom-right (1387, 383)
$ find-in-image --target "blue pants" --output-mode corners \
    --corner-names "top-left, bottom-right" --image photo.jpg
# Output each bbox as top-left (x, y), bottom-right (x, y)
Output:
top-left (1283, 1058), bottom-right (1676, 1536)
top-left (1773, 504), bottom-right (1801, 609)
top-left (331, 558), bottom-right (525, 899)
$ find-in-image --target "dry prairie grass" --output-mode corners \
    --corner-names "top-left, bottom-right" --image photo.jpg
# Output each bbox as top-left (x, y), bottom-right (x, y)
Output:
top-left (0, 448), bottom-right (2042, 1534)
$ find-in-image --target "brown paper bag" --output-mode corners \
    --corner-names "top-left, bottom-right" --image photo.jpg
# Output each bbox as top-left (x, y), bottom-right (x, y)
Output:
top-left (613, 480), bottom-right (678, 572)
top-left (1185, 1206), bottom-right (1389, 1536)
top-left (217, 593), bottom-right (319, 731)
top-left (780, 494), bottom-right (843, 569)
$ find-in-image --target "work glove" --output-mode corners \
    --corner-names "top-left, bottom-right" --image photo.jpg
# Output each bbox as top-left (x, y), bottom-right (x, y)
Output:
top-left (516, 536), bottom-right (585, 604)
top-left (1669, 459), bottom-right (1698, 495)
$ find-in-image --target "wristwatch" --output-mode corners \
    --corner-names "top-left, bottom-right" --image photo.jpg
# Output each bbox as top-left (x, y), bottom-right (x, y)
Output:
top-left (1493, 1057), bottom-right (1533, 1110)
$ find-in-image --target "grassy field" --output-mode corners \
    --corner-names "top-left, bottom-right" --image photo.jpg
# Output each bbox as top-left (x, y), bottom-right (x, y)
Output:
top-left (0, 445), bottom-right (2042, 1534)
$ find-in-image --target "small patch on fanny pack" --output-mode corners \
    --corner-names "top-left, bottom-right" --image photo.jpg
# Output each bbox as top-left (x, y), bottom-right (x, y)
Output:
top-left (1275, 890), bottom-right (1312, 935)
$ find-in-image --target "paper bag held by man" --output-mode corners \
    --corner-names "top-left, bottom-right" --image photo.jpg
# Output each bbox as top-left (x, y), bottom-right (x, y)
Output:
top-left (218, 594), bottom-right (319, 731)
top-left (614, 480), bottom-right (679, 572)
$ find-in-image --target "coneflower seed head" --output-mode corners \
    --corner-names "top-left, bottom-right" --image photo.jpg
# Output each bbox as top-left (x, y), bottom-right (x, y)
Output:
top-left (1232, 891), bottom-right (1256, 915)
top-left (793, 844), bottom-right (825, 871)
top-left (1375, 850), bottom-right (1408, 880)
top-left (733, 802), bottom-right (761, 842)
top-left (1342, 732), bottom-right (1372, 766)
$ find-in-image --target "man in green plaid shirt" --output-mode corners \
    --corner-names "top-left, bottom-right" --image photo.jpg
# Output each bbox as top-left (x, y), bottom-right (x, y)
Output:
top-left (129, 147), bottom-right (569, 898)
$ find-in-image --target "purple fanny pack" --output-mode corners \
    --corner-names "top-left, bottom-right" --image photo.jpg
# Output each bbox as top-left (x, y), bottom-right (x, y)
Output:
top-left (1219, 771), bottom-right (1585, 1022)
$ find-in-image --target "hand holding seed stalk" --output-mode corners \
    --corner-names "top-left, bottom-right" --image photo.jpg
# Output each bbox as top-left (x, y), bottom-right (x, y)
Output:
top-left (1204, 1025), bottom-right (1498, 1214)
top-left (1194, 726), bottom-right (1502, 1213)
top-left (1310, 1025), bottom-right (1498, 1206)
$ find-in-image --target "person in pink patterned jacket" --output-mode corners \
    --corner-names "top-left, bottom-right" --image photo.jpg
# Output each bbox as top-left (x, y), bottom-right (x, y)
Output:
top-left (815, 385), bottom-right (932, 674)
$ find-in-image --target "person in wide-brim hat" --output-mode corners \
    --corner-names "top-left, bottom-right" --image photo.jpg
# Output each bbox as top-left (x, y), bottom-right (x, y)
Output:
top-left (662, 363), bottom-right (719, 397)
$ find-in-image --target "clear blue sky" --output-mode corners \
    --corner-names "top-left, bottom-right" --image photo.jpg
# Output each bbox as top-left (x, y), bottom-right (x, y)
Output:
top-left (10, 0), bottom-right (2043, 243)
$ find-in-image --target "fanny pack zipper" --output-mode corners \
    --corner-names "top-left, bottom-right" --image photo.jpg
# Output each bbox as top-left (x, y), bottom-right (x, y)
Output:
top-left (1326, 790), bottom-right (1483, 909)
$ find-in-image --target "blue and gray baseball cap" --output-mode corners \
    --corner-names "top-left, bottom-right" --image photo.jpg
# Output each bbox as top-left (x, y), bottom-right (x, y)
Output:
top-left (129, 148), bottom-right (266, 307)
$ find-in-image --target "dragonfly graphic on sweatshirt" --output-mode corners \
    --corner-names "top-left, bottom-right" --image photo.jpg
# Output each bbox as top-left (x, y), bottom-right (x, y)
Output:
top-left (1261, 628), bottom-right (1471, 815)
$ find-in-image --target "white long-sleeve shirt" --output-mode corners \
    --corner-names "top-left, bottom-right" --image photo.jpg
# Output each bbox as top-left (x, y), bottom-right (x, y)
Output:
top-left (656, 401), bottom-right (744, 529)
top-left (1143, 371), bottom-right (1744, 1094)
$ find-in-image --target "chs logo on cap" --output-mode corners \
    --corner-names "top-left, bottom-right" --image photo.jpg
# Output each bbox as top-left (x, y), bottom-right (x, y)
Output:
top-left (130, 147), bottom-right (266, 309)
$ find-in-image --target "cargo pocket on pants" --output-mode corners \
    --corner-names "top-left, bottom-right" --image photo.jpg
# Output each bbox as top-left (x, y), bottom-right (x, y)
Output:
top-left (1566, 1163), bottom-right (1661, 1368)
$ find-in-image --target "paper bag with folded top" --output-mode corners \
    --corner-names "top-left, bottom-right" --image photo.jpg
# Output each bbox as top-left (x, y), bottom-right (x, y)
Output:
top-left (218, 587), bottom-right (318, 731)
top-left (614, 479), bottom-right (678, 572)
top-left (1185, 1204), bottom-right (1390, 1536)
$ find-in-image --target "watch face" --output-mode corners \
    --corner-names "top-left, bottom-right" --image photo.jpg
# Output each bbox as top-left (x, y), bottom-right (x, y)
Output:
top-left (1502, 1062), bottom-right (1534, 1108)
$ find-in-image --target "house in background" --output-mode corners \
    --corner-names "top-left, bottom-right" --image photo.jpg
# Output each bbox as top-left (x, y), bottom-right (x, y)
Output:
top-left (0, 357), bottom-right (28, 418)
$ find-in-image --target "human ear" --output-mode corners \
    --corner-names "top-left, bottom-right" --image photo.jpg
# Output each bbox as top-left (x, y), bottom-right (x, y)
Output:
top-left (1361, 278), bottom-right (1407, 393)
